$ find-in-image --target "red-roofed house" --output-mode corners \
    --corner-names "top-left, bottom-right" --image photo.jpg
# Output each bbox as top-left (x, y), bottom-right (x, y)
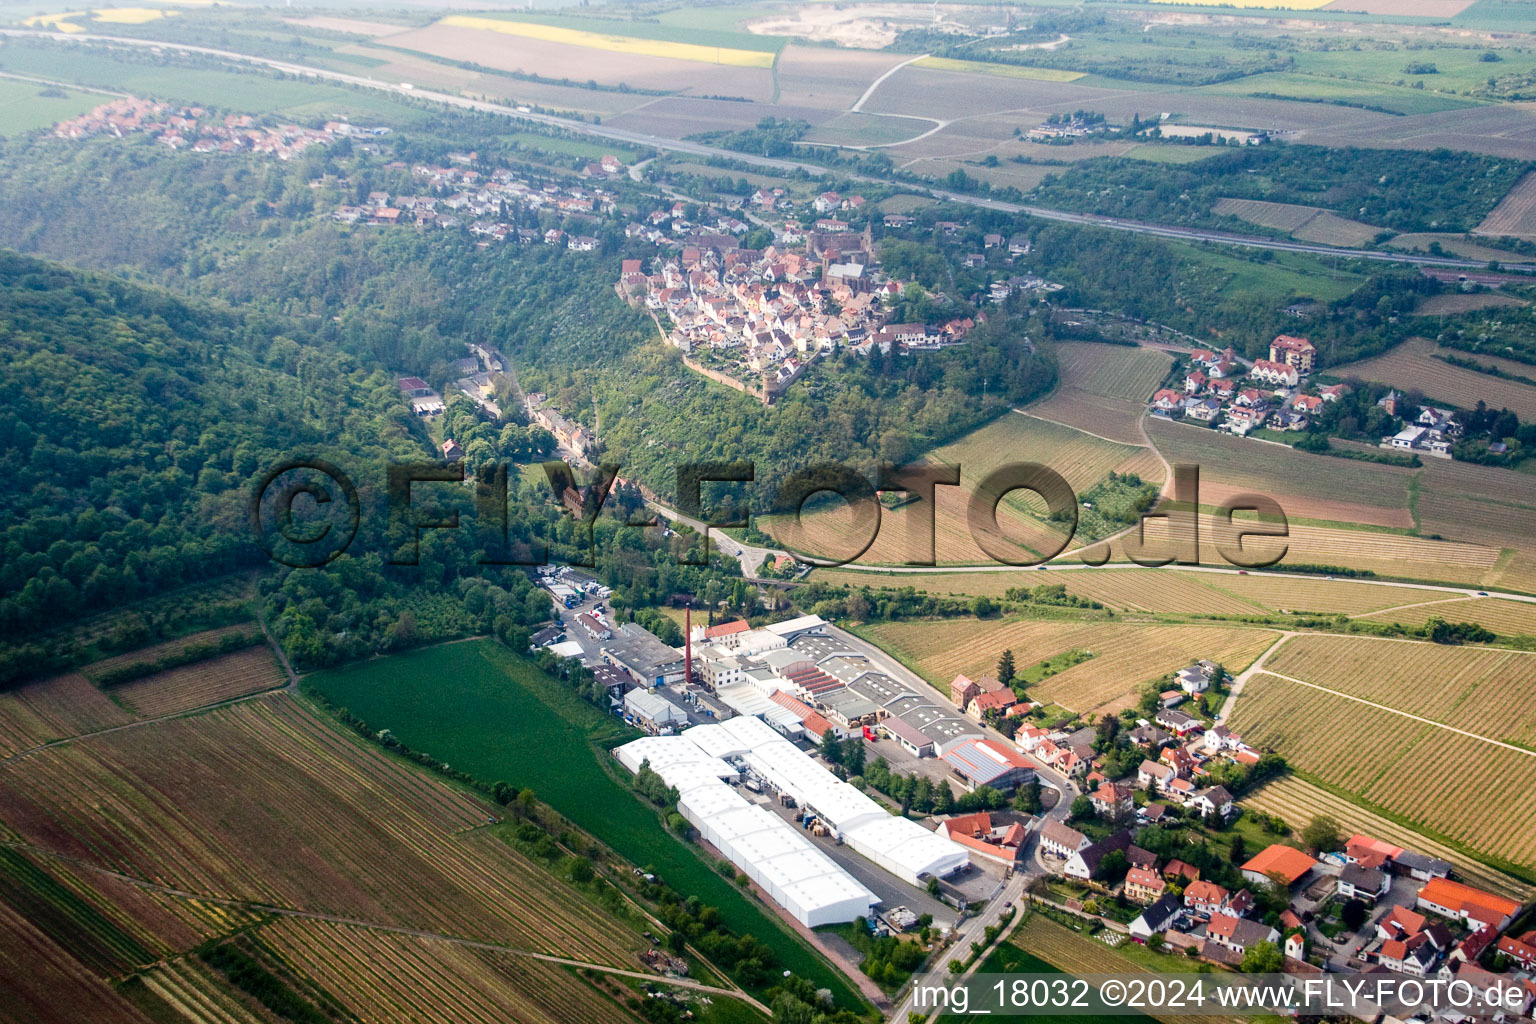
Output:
top-left (1125, 867), bottom-right (1167, 904)
top-left (1241, 845), bottom-right (1317, 887)
top-left (1417, 878), bottom-right (1520, 930)
top-left (939, 811), bottom-right (1029, 867)
top-left (968, 690), bottom-right (1017, 718)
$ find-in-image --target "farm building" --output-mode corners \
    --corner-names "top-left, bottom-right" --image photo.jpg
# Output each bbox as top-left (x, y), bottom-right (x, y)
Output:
top-left (1240, 845), bottom-right (1317, 888)
top-left (1415, 878), bottom-right (1520, 931)
top-left (938, 812), bottom-right (1031, 868)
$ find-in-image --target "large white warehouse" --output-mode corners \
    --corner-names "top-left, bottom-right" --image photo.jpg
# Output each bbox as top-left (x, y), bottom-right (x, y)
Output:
top-left (615, 714), bottom-right (968, 925)
top-left (616, 732), bottom-right (876, 927)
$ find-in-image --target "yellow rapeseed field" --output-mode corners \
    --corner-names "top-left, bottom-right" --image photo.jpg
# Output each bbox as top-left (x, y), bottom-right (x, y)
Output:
top-left (440, 15), bottom-right (776, 68)
top-left (91, 8), bottom-right (174, 24)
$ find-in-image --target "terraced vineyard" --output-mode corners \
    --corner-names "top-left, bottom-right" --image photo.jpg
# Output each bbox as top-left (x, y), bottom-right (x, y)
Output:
top-left (863, 618), bottom-right (1276, 714)
top-left (1262, 634), bottom-right (1536, 745)
top-left (1242, 774), bottom-right (1533, 901)
top-left (1337, 338), bottom-right (1536, 424)
top-left (108, 646), bottom-right (285, 718)
top-left (1228, 672), bottom-right (1536, 871)
top-left (0, 693), bottom-right (643, 963)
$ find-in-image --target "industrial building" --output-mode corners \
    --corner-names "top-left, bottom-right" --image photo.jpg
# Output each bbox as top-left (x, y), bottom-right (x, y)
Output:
top-left (688, 616), bottom-right (985, 759)
top-left (603, 622), bottom-right (690, 689)
top-left (624, 689), bottom-right (688, 733)
top-left (614, 714), bottom-right (967, 925)
top-left (943, 738), bottom-right (1037, 792)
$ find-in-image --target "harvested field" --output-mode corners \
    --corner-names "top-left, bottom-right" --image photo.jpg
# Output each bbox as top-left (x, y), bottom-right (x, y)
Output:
top-left (864, 617), bottom-right (1277, 714)
top-left (284, 15), bottom-right (412, 37)
top-left (1242, 774), bottom-right (1530, 901)
top-left (1476, 170), bottom-right (1536, 239)
top-left (1415, 291), bottom-right (1528, 314)
top-left (80, 624), bottom-right (260, 683)
top-left (1335, 337), bottom-right (1536, 421)
top-left (0, 674), bottom-right (132, 758)
top-left (107, 646), bottom-right (285, 718)
top-left (1213, 197), bottom-right (1380, 246)
top-left (0, 692), bottom-right (641, 964)
top-left (258, 919), bottom-right (644, 1024)
top-left (1359, 596), bottom-right (1536, 635)
top-left (384, 23), bottom-right (775, 99)
top-left (775, 45), bottom-right (910, 110)
top-left (1145, 417), bottom-right (1415, 529)
top-left (1229, 672), bottom-right (1536, 870)
top-left (1263, 632), bottom-right (1536, 744)
top-left (437, 16), bottom-right (775, 66)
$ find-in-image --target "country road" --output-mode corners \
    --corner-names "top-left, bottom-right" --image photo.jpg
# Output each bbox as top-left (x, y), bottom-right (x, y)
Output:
top-left (5, 28), bottom-right (1534, 275)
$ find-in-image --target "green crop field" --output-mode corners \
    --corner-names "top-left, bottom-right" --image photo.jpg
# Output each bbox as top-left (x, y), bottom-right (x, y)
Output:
top-left (0, 77), bottom-right (102, 135)
top-left (305, 640), bottom-right (863, 1007)
top-left (0, 39), bottom-right (434, 124)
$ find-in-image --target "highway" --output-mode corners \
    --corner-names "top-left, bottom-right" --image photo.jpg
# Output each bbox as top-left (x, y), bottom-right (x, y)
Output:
top-left (7, 28), bottom-right (1536, 275)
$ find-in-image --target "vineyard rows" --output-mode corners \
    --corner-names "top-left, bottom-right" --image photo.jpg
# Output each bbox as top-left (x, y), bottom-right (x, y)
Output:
top-left (82, 624), bottom-right (260, 682)
top-left (1359, 597), bottom-right (1536, 637)
top-left (1263, 635), bottom-right (1536, 746)
top-left (0, 674), bottom-right (132, 758)
top-left (1242, 775), bottom-right (1533, 901)
top-left (868, 618), bottom-right (1276, 714)
top-left (1229, 673), bottom-right (1536, 870)
top-left (0, 692), bottom-right (643, 965)
top-left (262, 918), bottom-right (646, 1024)
top-left (110, 646), bottom-right (285, 719)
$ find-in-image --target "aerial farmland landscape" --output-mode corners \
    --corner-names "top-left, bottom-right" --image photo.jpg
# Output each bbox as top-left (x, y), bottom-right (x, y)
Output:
top-left (5, 0), bottom-right (1536, 1021)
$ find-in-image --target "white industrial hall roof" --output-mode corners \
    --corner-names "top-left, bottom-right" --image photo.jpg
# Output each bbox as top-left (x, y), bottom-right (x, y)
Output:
top-left (614, 709), bottom-right (967, 923)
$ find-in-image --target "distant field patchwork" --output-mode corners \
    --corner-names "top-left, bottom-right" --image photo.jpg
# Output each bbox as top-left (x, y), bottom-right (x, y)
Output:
top-left (1477, 171), bottom-right (1536, 239)
top-left (1213, 197), bottom-right (1380, 247)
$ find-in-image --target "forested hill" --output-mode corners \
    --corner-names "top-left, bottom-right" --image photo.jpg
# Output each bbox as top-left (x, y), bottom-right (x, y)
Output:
top-left (0, 250), bottom-right (423, 668)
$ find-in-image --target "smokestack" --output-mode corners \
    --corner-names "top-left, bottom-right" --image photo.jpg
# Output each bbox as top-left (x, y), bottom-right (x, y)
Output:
top-left (684, 605), bottom-right (694, 688)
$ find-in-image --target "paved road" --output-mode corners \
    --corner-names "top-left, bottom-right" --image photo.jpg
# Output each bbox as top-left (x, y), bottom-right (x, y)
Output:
top-left (647, 500), bottom-right (781, 577)
top-left (7, 28), bottom-right (1534, 275)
